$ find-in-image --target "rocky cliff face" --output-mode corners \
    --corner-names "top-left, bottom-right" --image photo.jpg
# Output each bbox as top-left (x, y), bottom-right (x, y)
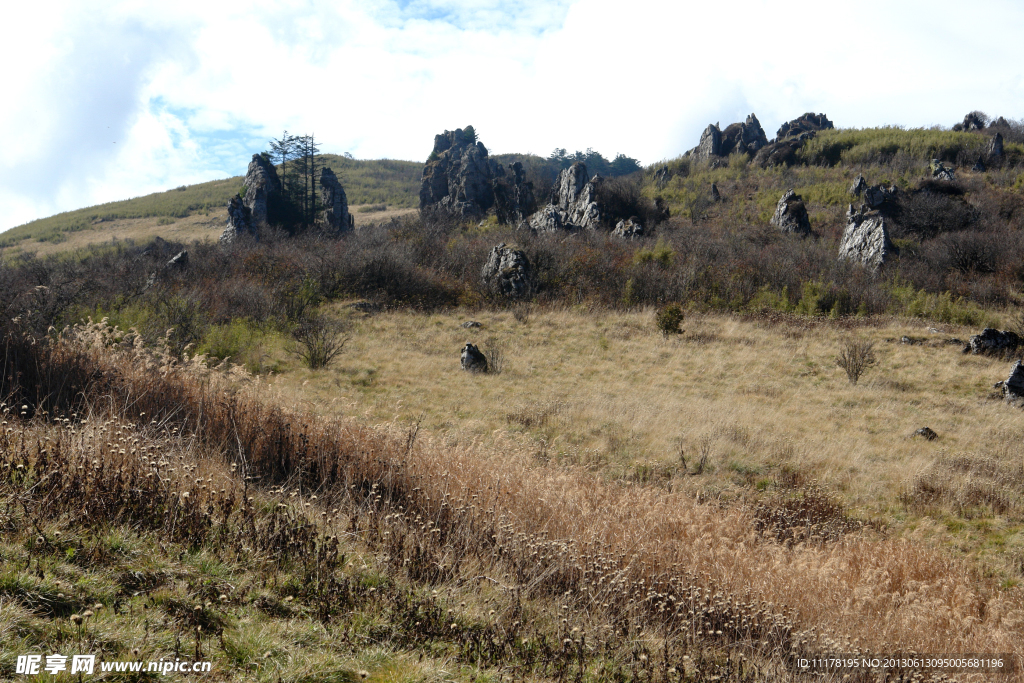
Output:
top-left (241, 154), bottom-right (282, 226)
top-left (221, 194), bottom-right (255, 244)
top-left (491, 161), bottom-right (536, 225)
top-left (527, 162), bottom-right (601, 233)
top-left (419, 128), bottom-right (533, 223)
top-left (317, 167), bottom-right (354, 234)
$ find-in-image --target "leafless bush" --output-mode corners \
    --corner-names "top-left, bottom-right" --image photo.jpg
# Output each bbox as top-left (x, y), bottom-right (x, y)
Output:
top-left (511, 302), bottom-right (532, 324)
top-left (835, 338), bottom-right (877, 385)
top-left (290, 315), bottom-right (349, 369)
top-left (482, 336), bottom-right (505, 375)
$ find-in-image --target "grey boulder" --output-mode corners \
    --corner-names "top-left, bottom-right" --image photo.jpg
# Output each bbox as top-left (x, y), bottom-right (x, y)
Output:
top-left (481, 243), bottom-right (533, 299)
top-left (770, 189), bottom-right (811, 235)
top-left (460, 343), bottom-right (488, 373)
top-left (839, 205), bottom-right (897, 270)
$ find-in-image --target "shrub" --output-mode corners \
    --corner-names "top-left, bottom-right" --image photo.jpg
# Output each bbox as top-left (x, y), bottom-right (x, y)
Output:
top-left (656, 304), bottom-right (684, 335)
top-left (290, 315), bottom-right (349, 369)
top-left (835, 339), bottom-right (876, 385)
top-left (482, 336), bottom-right (506, 375)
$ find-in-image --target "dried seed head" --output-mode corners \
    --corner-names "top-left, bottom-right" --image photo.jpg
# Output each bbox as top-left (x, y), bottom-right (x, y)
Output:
top-left (70, 614), bottom-right (83, 625)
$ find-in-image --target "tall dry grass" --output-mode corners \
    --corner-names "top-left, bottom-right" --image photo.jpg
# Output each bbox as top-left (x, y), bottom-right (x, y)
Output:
top-left (3, 320), bottom-right (1022, 679)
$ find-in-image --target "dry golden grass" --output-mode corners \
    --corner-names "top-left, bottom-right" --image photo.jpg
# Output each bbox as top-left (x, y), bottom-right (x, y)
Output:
top-left (260, 307), bottom-right (1024, 579)
top-left (6, 316), bottom-right (1024, 679)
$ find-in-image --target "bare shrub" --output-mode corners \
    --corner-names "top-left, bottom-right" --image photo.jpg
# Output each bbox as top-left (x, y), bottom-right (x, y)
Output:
top-left (482, 336), bottom-right (505, 375)
top-left (290, 315), bottom-right (349, 369)
top-left (835, 338), bottom-right (877, 385)
top-left (511, 302), bottom-right (532, 324)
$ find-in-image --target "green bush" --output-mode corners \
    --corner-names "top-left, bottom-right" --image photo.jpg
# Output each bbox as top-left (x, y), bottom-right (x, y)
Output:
top-left (656, 304), bottom-right (684, 335)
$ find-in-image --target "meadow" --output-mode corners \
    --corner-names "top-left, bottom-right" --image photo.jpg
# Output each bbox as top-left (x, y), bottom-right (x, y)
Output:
top-left (3, 122), bottom-right (1024, 680)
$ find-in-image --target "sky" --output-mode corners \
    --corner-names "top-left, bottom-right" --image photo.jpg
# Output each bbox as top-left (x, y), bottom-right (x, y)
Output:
top-left (2, 0), bottom-right (1023, 233)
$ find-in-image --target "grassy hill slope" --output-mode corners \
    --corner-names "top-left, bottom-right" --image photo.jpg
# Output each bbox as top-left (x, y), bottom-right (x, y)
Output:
top-left (1, 155), bottom-right (423, 250)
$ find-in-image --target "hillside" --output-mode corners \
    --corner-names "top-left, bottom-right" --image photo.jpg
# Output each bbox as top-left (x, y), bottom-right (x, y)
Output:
top-left (4, 115), bottom-right (1024, 679)
top-left (0, 155), bottom-right (423, 251)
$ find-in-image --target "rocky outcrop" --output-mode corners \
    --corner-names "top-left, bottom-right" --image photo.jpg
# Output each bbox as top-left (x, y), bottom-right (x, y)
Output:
top-left (1001, 361), bottom-right (1024, 401)
top-left (241, 154), bottom-right (281, 226)
top-left (221, 194), bottom-right (255, 243)
top-left (527, 163), bottom-right (601, 233)
top-left (690, 124), bottom-right (722, 162)
top-left (419, 128), bottom-right (534, 224)
top-left (953, 112), bottom-right (986, 132)
top-left (988, 133), bottom-right (1004, 159)
top-left (317, 167), bottom-right (354, 234)
top-left (839, 205), bottom-right (897, 270)
top-left (491, 161), bottom-right (535, 225)
top-left (770, 189), bottom-right (811, 235)
top-left (688, 114), bottom-right (768, 162)
top-left (849, 175), bottom-right (866, 197)
top-left (775, 113), bottom-right (834, 140)
top-left (913, 427), bottom-right (938, 440)
top-left (964, 328), bottom-right (1021, 355)
top-left (612, 217), bottom-right (643, 239)
top-left (460, 343), bottom-right (488, 373)
top-left (419, 128), bottom-right (494, 218)
top-left (481, 243), bottom-right (533, 299)
top-left (754, 113), bottom-right (834, 168)
top-left (864, 183), bottom-right (897, 209)
top-left (722, 114), bottom-right (769, 156)
top-left (931, 159), bottom-right (955, 182)
top-left (711, 183), bottom-right (721, 201)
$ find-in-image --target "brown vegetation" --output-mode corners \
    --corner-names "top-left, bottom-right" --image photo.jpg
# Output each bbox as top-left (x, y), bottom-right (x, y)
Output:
top-left (2, 320), bottom-right (1022, 680)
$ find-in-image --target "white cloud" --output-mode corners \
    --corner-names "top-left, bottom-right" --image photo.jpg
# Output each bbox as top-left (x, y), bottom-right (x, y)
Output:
top-left (3, 0), bottom-right (1023, 232)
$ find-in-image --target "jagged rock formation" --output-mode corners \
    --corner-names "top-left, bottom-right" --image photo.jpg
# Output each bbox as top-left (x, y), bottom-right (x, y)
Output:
top-left (527, 162), bottom-right (601, 233)
top-left (953, 112), bottom-right (986, 132)
top-left (711, 183), bottom-right (720, 201)
top-left (612, 217), bottom-right (643, 239)
top-left (990, 116), bottom-right (1011, 129)
top-left (864, 183), bottom-right (897, 209)
top-left (481, 243), bottom-right (533, 299)
top-left (775, 113), bottom-right (834, 140)
top-left (691, 124), bottom-right (722, 162)
top-left (770, 189), bottom-right (811, 235)
top-left (419, 128), bottom-right (533, 224)
top-left (420, 128), bottom-right (495, 217)
top-left (754, 113), bottom-right (834, 168)
top-left (492, 161), bottom-right (536, 225)
top-left (688, 114), bottom-right (768, 162)
top-left (221, 154), bottom-right (282, 243)
top-left (849, 175), bottom-right (866, 197)
top-left (460, 343), bottom-right (488, 373)
top-left (931, 159), bottom-right (956, 181)
top-left (317, 167), bottom-right (354, 233)
top-left (242, 154), bottom-right (281, 226)
top-left (839, 204), bottom-right (897, 270)
top-left (221, 195), bottom-right (255, 243)
top-left (964, 328), bottom-right (1021, 355)
top-left (1001, 361), bottom-right (1024, 401)
top-left (988, 132), bottom-right (1004, 159)
top-left (972, 157), bottom-right (986, 172)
